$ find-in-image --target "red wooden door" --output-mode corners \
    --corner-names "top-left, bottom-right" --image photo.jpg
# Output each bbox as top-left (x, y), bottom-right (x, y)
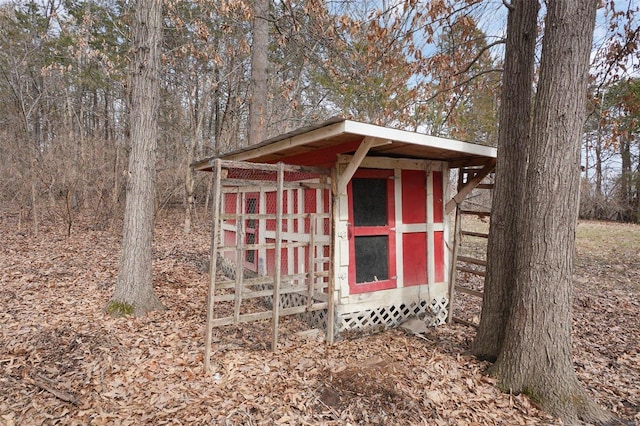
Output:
top-left (347, 169), bottom-right (397, 294)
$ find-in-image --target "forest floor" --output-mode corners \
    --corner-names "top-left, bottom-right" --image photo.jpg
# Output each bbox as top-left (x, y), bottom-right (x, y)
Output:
top-left (0, 209), bottom-right (639, 425)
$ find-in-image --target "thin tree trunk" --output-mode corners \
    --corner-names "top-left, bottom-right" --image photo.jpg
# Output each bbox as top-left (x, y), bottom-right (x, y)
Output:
top-left (472, 0), bottom-right (538, 360)
top-left (248, 0), bottom-right (269, 146)
top-left (183, 151), bottom-right (197, 234)
top-left (111, 0), bottom-right (165, 316)
top-left (185, 71), bottom-right (215, 233)
top-left (634, 148), bottom-right (640, 221)
top-left (492, 1), bottom-right (611, 423)
top-left (595, 90), bottom-right (605, 199)
top-left (621, 137), bottom-right (632, 219)
top-left (595, 133), bottom-right (604, 218)
top-left (184, 112), bottom-right (204, 234)
top-left (595, 137), bottom-right (603, 196)
top-left (30, 156), bottom-right (39, 237)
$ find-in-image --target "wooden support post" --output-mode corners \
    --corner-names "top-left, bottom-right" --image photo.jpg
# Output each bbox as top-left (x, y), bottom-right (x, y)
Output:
top-left (447, 170), bottom-right (464, 324)
top-left (336, 137), bottom-right (391, 194)
top-left (271, 163), bottom-right (285, 351)
top-left (445, 159), bottom-right (496, 214)
top-left (234, 215), bottom-right (245, 323)
top-left (204, 159), bottom-right (222, 374)
top-left (307, 214), bottom-right (316, 310)
top-left (327, 170), bottom-right (337, 345)
top-left (447, 208), bottom-right (462, 324)
top-left (425, 164), bottom-right (435, 289)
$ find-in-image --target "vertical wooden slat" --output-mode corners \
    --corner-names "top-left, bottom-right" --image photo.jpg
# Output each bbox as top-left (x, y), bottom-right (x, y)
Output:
top-left (445, 160), bottom-right (496, 214)
top-left (447, 169), bottom-right (465, 324)
top-left (442, 163), bottom-right (452, 285)
top-left (258, 188), bottom-right (266, 275)
top-left (297, 189), bottom-right (305, 279)
top-left (204, 159), bottom-right (222, 374)
top-left (327, 170), bottom-right (337, 344)
top-left (393, 168), bottom-right (404, 287)
top-left (286, 188), bottom-right (294, 275)
top-left (271, 163), bottom-right (284, 351)
top-left (234, 214), bottom-right (244, 323)
top-left (425, 166), bottom-right (435, 288)
top-left (307, 214), bottom-right (316, 309)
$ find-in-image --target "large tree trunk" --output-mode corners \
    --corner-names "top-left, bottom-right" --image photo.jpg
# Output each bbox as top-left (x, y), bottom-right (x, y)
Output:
top-left (247, 0), bottom-right (269, 146)
top-left (110, 0), bottom-right (164, 316)
top-left (491, 1), bottom-right (611, 423)
top-left (472, 0), bottom-right (538, 360)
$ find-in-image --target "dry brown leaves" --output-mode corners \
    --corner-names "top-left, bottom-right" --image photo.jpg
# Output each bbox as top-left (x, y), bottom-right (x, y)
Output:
top-left (0, 212), bottom-right (638, 425)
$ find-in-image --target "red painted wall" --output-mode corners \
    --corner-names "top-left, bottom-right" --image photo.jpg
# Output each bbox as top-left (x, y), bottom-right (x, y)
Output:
top-left (401, 170), bottom-right (427, 286)
top-left (402, 233), bottom-right (427, 286)
top-left (401, 170), bottom-right (426, 224)
top-left (432, 171), bottom-right (444, 223)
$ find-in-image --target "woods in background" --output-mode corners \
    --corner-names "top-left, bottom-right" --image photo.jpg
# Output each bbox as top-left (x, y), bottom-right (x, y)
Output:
top-left (0, 0), bottom-right (638, 234)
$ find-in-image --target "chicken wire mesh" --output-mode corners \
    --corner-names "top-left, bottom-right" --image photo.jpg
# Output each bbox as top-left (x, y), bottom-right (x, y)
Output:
top-left (207, 160), bottom-right (333, 333)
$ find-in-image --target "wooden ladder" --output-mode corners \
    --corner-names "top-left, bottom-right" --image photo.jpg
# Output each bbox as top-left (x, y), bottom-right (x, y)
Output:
top-left (448, 166), bottom-right (494, 327)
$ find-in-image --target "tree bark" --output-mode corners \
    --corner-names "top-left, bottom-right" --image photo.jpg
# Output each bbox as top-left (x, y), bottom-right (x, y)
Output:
top-left (248, 0), bottom-right (269, 146)
top-left (472, 0), bottom-right (538, 360)
top-left (30, 156), bottom-right (39, 237)
top-left (491, 1), bottom-right (611, 423)
top-left (183, 98), bottom-right (205, 234)
top-left (620, 136), bottom-right (632, 220)
top-left (111, 0), bottom-right (164, 316)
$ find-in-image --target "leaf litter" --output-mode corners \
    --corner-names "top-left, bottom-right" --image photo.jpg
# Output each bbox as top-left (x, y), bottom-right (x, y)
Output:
top-left (0, 212), bottom-right (638, 425)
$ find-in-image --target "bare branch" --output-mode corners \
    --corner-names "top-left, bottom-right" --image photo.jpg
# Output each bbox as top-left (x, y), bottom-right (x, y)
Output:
top-left (419, 68), bottom-right (504, 106)
top-left (454, 39), bottom-right (506, 77)
top-left (502, 0), bottom-right (514, 11)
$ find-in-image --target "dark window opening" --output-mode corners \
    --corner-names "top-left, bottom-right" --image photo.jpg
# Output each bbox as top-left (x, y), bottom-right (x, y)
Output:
top-left (354, 235), bottom-right (389, 283)
top-left (352, 178), bottom-right (387, 226)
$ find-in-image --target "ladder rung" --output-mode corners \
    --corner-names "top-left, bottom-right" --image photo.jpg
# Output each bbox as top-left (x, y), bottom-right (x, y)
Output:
top-left (461, 167), bottom-right (483, 174)
top-left (477, 183), bottom-right (494, 189)
top-left (457, 256), bottom-right (487, 266)
top-left (456, 266), bottom-right (486, 277)
top-left (461, 230), bottom-right (489, 238)
top-left (460, 210), bottom-right (491, 217)
top-left (455, 285), bottom-right (484, 298)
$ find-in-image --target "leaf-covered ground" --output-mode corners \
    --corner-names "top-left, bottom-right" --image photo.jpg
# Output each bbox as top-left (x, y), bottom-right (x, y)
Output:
top-left (1, 210), bottom-right (638, 425)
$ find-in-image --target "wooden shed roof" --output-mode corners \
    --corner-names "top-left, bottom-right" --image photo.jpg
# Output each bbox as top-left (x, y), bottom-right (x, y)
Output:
top-left (193, 117), bottom-right (497, 171)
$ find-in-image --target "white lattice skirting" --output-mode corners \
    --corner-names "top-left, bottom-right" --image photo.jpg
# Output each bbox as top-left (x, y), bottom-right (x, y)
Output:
top-left (334, 297), bottom-right (449, 336)
top-left (242, 278), bottom-right (449, 339)
top-left (285, 296), bottom-right (449, 339)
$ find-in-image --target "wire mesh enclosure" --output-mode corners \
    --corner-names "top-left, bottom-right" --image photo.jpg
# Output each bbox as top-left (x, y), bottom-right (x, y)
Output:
top-left (204, 160), bottom-right (334, 370)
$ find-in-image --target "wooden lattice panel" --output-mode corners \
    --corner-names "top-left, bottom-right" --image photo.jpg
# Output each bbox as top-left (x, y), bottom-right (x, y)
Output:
top-left (334, 297), bottom-right (449, 337)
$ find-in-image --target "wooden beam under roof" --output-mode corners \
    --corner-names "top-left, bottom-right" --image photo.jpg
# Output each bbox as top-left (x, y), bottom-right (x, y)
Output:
top-left (336, 137), bottom-right (391, 195)
top-left (193, 118), bottom-right (497, 171)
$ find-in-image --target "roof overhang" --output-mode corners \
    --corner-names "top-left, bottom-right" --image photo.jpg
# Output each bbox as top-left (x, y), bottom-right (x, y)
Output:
top-left (193, 118), bottom-right (497, 171)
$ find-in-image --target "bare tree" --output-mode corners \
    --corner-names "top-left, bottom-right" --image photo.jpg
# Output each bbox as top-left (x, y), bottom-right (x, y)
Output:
top-left (248, 0), bottom-right (269, 145)
top-left (472, 0), bottom-right (538, 360)
top-left (109, 0), bottom-right (165, 316)
top-left (476, 0), bottom-right (612, 423)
